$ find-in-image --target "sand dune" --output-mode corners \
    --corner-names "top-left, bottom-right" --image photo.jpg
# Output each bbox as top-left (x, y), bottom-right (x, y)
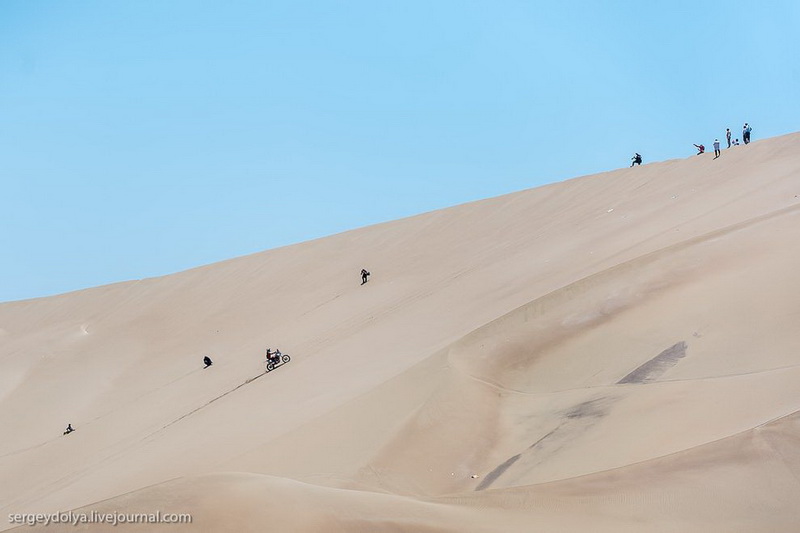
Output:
top-left (3, 134), bottom-right (800, 531)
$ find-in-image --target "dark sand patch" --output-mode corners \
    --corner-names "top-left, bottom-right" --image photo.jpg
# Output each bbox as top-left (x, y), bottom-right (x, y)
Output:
top-left (565, 398), bottom-right (609, 419)
top-left (475, 454), bottom-right (521, 491)
top-left (618, 341), bottom-right (687, 384)
top-left (476, 397), bottom-right (614, 491)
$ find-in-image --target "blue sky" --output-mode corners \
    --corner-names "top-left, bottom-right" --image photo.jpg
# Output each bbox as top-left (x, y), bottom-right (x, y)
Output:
top-left (1, 1), bottom-right (798, 302)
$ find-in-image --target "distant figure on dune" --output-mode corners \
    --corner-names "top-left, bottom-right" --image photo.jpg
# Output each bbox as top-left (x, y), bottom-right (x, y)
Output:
top-left (693, 144), bottom-right (705, 155)
top-left (713, 139), bottom-right (721, 158)
top-left (63, 424), bottom-right (74, 435)
top-left (203, 356), bottom-right (213, 368)
top-left (733, 138), bottom-right (740, 146)
top-left (743, 123), bottom-right (752, 144)
top-left (726, 128), bottom-right (732, 148)
top-left (630, 153), bottom-right (642, 167)
top-left (361, 269), bottom-right (371, 285)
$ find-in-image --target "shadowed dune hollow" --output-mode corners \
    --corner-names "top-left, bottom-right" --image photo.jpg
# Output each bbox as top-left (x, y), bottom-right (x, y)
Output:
top-left (3, 134), bottom-right (800, 532)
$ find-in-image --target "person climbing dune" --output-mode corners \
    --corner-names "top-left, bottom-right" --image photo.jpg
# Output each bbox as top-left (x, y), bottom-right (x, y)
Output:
top-left (203, 356), bottom-right (213, 368)
top-left (63, 424), bottom-right (74, 435)
top-left (693, 143), bottom-right (705, 155)
top-left (361, 269), bottom-right (371, 285)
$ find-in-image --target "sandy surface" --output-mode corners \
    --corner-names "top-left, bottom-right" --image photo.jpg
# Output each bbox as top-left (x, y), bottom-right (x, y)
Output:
top-left (3, 134), bottom-right (800, 531)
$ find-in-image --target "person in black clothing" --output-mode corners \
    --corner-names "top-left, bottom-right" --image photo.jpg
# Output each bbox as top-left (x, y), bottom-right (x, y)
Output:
top-left (63, 424), bottom-right (74, 435)
top-left (266, 348), bottom-right (280, 364)
top-left (630, 153), bottom-right (642, 167)
top-left (361, 269), bottom-right (370, 285)
top-left (203, 356), bottom-right (213, 368)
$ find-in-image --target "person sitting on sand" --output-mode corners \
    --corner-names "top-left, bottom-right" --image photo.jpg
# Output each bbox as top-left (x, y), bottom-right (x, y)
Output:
top-left (203, 356), bottom-right (213, 368)
top-left (63, 424), bottom-right (74, 435)
top-left (630, 153), bottom-right (642, 167)
top-left (693, 144), bottom-right (705, 155)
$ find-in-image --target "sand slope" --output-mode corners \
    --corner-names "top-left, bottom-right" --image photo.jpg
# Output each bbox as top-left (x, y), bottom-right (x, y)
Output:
top-left (3, 134), bottom-right (800, 531)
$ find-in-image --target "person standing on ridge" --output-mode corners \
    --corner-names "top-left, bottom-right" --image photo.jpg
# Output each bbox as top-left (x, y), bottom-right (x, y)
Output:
top-left (361, 269), bottom-right (371, 285)
top-left (713, 139), bottom-right (721, 158)
top-left (630, 153), bottom-right (642, 167)
top-left (743, 123), bottom-right (752, 144)
top-left (726, 128), bottom-right (732, 148)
